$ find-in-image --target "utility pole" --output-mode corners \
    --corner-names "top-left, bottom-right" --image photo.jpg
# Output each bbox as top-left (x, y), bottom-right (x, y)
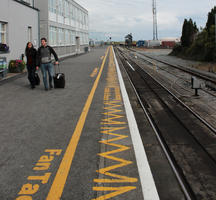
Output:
top-left (152, 0), bottom-right (158, 40)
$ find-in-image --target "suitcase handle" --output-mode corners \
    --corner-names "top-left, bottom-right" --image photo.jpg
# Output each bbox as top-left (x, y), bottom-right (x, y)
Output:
top-left (54, 63), bottom-right (61, 74)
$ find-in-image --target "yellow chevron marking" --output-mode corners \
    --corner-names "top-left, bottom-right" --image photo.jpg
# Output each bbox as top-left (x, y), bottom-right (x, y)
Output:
top-left (101, 115), bottom-right (126, 125)
top-left (101, 101), bottom-right (126, 125)
top-left (104, 101), bottom-right (122, 112)
top-left (92, 46), bottom-right (137, 199)
top-left (92, 186), bottom-right (136, 200)
top-left (94, 127), bottom-right (137, 183)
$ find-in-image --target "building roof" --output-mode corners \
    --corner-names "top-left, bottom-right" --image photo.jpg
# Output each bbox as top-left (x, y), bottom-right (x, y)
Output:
top-left (13, 0), bottom-right (39, 11)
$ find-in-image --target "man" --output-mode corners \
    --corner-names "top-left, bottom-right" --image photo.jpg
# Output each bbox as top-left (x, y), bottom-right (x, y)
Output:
top-left (36, 38), bottom-right (59, 91)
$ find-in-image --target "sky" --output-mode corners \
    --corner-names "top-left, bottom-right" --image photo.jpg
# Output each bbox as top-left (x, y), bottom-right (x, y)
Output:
top-left (75, 0), bottom-right (216, 41)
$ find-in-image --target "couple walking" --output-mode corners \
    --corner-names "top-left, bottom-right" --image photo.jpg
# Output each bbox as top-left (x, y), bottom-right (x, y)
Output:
top-left (25, 38), bottom-right (59, 90)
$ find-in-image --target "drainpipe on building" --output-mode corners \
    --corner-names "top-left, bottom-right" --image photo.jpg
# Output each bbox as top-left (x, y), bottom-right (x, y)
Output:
top-left (38, 11), bottom-right (40, 48)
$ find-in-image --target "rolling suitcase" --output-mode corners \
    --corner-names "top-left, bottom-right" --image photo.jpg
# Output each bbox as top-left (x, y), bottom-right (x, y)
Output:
top-left (53, 64), bottom-right (65, 88)
top-left (34, 72), bottom-right (40, 85)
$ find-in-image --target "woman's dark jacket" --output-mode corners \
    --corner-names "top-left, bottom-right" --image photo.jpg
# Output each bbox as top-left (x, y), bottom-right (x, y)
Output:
top-left (25, 47), bottom-right (37, 68)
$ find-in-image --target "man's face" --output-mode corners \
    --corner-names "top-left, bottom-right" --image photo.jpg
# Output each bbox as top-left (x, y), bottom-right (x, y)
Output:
top-left (41, 39), bottom-right (46, 47)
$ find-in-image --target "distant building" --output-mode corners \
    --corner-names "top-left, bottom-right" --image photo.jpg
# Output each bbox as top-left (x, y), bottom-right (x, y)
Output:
top-left (35, 0), bottom-right (89, 58)
top-left (0, 0), bottom-right (39, 62)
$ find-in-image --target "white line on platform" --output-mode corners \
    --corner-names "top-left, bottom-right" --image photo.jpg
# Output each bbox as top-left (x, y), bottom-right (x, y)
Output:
top-left (112, 47), bottom-right (160, 200)
top-left (126, 61), bottom-right (135, 71)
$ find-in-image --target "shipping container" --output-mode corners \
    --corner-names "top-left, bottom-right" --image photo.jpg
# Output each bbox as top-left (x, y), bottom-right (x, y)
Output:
top-left (147, 40), bottom-right (161, 47)
top-left (161, 41), bottom-right (176, 48)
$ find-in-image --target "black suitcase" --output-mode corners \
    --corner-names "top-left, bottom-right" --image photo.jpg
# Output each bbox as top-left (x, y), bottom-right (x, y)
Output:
top-left (53, 64), bottom-right (65, 88)
top-left (34, 72), bottom-right (40, 85)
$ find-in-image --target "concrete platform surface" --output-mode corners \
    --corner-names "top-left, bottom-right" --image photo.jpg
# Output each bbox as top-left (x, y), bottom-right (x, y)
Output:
top-left (0, 46), bottom-right (159, 200)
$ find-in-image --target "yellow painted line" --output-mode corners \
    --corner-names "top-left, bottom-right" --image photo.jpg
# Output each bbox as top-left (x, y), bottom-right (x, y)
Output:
top-left (90, 67), bottom-right (99, 77)
top-left (46, 46), bottom-right (110, 200)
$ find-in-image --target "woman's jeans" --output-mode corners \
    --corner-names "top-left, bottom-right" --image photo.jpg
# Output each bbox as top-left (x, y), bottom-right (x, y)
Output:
top-left (40, 62), bottom-right (54, 89)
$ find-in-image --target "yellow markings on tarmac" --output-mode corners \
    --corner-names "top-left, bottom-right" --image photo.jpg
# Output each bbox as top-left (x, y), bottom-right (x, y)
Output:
top-left (101, 101), bottom-right (126, 125)
top-left (16, 149), bottom-right (62, 200)
top-left (90, 67), bottom-right (99, 77)
top-left (46, 46), bottom-right (111, 200)
top-left (92, 186), bottom-right (137, 200)
top-left (101, 56), bottom-right (104, 60)
top-left (92, 46), bottom-right (137, 199)
top-left (94, 127), bottom-right (138, 183)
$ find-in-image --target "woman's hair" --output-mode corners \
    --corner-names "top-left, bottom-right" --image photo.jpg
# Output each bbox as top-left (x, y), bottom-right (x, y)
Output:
top-left (25, 42), bottom-right (34, 55)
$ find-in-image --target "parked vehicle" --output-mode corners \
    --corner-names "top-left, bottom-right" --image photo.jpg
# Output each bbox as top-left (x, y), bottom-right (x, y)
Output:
top-left (136, 40), bottom-right (145, 47)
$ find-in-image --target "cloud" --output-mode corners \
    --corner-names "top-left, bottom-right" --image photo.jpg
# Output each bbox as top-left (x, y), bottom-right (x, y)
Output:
top-left (76, 0), bottom-right (216, 41)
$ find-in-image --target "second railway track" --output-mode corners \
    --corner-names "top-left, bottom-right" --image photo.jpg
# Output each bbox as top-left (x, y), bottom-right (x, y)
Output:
top-left (115, 47), bottom-right (216, 200)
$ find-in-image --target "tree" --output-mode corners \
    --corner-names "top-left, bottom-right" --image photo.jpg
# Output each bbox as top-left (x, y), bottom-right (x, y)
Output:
top-left (172, 7), bottom-right (216, 61)
top-left (181, 18), bottom-right (198, 47)
top-left (206, 6), bottom-right (216, 34)
top-left (205, 7), bottom-right (216, 60)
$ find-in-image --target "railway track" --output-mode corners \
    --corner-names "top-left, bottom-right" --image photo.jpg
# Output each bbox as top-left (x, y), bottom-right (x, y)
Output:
top-left (129, 48), bottom-right (216, 83)
top-left (115, 47), bottom-right (216, 200)
top-left (127, 48), bottom-right (216, 98)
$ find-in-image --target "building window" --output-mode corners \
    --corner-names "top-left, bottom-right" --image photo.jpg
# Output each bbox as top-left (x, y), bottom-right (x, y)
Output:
top-left (0, 22), bottom-right (7, 44)
top-left (65, 1), bottom-right (70, 19)
top-left (49, 0), bottom-right (57, 13)
top-left (49, 26), bottom-right (57, 46)
top-left (69, 3), bottom-right (73, 21)
top-left (58, 0), bottom-right (64, 17)
top-left (28, 26), bottom-right (32, 42)
top-left (58, 28), bottom-right (65, 45)
top-left (75, 7), bottom-right (78, 21)
top-left (72, 5), bottom-right (76, 21)
top-left (70, 30), bottom-right (75, 45)
top-left (65, 29), bottom-right (70, 45)
top-left (84, 14), bottom-right (86, 26)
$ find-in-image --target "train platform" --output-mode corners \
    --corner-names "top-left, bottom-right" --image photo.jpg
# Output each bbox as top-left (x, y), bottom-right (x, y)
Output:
top-left (0, 46), bottom-right (160, 199)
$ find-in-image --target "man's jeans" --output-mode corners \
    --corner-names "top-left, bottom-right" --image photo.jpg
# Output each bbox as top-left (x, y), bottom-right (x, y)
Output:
top-left (40, 62), bottom-right (54, 89)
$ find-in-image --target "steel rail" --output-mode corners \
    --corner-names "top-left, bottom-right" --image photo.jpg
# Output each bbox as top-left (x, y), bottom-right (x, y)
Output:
top-left (133, 51), bottom-right (216, 97)
top-left (120, 47), bottom-right (216, 134)
top-left (115, 48), bottom-right (195, 200)
top-left (135, 50), bottom-right (216, 84)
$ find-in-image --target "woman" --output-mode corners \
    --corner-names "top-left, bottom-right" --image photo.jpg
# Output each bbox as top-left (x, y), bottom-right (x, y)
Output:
top-left (25, 42), bottom-right (37, 89)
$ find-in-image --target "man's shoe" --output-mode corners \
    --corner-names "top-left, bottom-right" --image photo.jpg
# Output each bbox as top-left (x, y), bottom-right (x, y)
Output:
top-left (45, 88), bottom-right (48, 91)
top-left (31, 85), bottom-right (35, 89)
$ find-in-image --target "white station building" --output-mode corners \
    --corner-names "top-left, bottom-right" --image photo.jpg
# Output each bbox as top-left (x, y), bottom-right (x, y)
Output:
top-left (0, 0), bottom-right (89, 67)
